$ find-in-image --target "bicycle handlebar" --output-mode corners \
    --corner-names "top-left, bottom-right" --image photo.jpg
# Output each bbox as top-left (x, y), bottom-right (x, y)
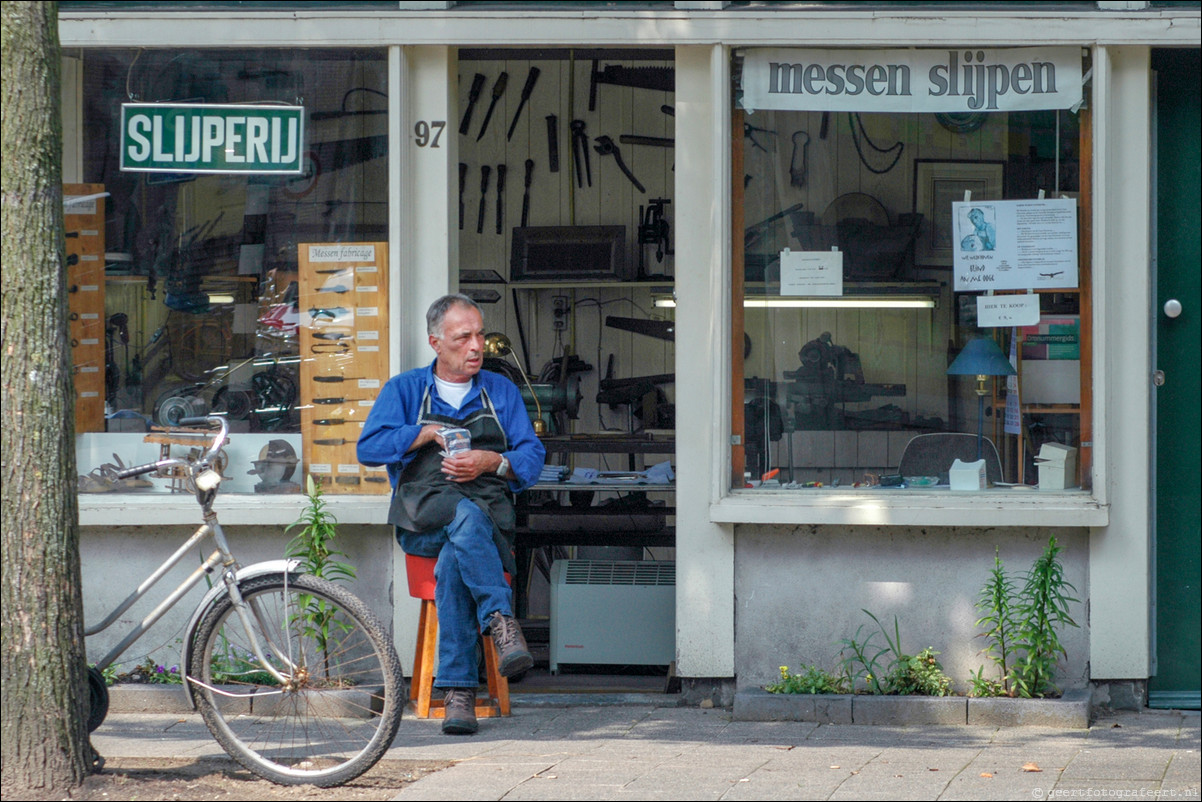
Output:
top-left (112, 416), bottom-right (230, 481)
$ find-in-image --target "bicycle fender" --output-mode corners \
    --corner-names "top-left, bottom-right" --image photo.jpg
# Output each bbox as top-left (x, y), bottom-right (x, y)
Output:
top-left (180, 559), bottom-right (302, 708)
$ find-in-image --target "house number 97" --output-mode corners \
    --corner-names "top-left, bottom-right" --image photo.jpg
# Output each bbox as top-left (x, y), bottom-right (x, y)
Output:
top-left (414, 121), bottom-right (446, 148)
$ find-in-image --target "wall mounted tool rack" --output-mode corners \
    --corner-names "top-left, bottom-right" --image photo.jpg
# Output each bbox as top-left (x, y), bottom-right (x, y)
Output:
top-left (65, 184), bottom-right (107, 433)
top-left (297, 242), bottom-right (390, 494)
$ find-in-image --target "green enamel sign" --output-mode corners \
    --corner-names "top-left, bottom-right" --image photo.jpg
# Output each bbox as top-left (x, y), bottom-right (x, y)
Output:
top-left (120, 103), bottom-right (305, 174)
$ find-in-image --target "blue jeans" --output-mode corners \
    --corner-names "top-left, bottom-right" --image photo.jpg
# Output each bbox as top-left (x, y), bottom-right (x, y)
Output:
top-left (399, 498), bottom-right (514, 688)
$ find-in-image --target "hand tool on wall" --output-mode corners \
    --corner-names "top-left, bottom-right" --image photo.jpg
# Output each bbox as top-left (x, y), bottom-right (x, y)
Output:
top-left (458, 162), bottom-right (468, 230)
top-left (790, 131), bottom-right (810, 188)
top-left (593, 135), bottom-right (645, 193)
top-left (519, 159), bottom-right (533, 227)
top-left (495, 163), bottom-right (506, 235)
top-left (570, 120), bottom-right (591, 189)
top-left (744, 122), bottom-right (776, 153)
top-left (506, 67), bottom-right (540, 141)
top-left (459, 73), bottom-right (487, 135)
top-left (605, 316), bottom-right (674, 341)
top-left (589, 60), bottom-right (675, 111)
top-left (475, 72), bottom-right (508, 142)
top-left (476, 165), bottom-right (491, 234)
top-left (545, 115), bottom-right (559, 172)
top-left (619, 134), bottom-right (674, 148)
top-left (521, 159), bottom-right (534, 227)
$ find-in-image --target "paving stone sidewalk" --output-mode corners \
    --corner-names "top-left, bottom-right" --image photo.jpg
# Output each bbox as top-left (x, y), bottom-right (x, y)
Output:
top-left (91, 700), bottom-right (1200, 801)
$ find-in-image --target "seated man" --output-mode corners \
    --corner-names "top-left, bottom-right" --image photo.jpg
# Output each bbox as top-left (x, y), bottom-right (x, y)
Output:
top-left (358, 293), bottom-right (546, 735)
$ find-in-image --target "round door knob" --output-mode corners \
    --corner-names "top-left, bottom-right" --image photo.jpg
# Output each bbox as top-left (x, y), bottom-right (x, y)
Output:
top-left (1164, 299), bottom-right (1182, 318)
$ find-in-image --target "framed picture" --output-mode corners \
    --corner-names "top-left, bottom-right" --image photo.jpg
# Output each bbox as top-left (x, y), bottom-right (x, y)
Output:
top-left (913, 160), bottom-right (1004, 267)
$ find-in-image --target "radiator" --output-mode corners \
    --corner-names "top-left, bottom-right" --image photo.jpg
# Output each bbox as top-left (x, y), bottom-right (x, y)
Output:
top-left (549, 560), bottom-right (675, 673)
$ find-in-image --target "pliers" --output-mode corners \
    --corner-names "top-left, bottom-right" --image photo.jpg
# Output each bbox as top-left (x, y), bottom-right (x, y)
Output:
top-left (593, 135), bottom-right (645, 194)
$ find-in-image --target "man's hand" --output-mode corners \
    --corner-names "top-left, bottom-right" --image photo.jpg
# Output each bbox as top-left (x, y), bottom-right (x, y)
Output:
top-left (441, 450), bottom-right (502, 483)
top-left (408, 423), bottom-right (446, 454)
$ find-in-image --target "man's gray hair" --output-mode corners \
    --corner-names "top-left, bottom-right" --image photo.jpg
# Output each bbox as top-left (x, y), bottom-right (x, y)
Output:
top-left (426, 293), bottom-right (482, 337)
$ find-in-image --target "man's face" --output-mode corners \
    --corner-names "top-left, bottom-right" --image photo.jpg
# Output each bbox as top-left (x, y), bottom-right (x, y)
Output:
top-left (430, 303), bottom-right (485, 382)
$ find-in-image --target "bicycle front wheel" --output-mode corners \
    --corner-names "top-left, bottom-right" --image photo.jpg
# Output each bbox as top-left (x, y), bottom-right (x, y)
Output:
top-left (190, 573), bottom-right (404, 786)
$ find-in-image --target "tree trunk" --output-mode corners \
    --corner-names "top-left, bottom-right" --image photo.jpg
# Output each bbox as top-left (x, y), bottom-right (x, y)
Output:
top-left (1, 2), bottom-right (91, 797)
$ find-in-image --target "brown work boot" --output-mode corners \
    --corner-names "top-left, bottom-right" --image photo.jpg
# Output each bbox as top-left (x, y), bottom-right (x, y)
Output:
top-left (488, 611), bottom-right (534, 678)
top-left (440, 687), bottom-right (477, 735)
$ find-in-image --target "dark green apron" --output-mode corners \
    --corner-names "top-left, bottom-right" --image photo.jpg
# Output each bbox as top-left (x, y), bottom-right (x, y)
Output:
top-left (388, 385), bottom-right (517, 575)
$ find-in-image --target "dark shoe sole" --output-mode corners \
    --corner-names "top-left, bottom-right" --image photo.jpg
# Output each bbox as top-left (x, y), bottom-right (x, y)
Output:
top-left (442, 717), bottom-right (478, 735)
top-left (498, 649), bottom-right (534, 678)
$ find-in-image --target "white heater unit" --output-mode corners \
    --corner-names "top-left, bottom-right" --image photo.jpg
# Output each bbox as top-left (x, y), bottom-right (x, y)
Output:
top-left (549, 560), bottom-right (675, 673)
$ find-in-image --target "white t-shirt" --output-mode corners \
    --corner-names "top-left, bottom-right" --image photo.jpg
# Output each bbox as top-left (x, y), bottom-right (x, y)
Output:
top-left (434, 374), bottom-right (471, 411)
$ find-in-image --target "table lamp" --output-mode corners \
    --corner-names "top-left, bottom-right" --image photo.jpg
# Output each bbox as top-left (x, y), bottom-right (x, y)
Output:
top-left (484, 332), bottom-right (547, 434)
top-left (946, 336), bottom-right (1017, 461)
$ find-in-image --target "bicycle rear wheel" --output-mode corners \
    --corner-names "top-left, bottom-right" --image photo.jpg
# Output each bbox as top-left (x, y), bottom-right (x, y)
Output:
top-left (189, 573), bottom-right (404, 786)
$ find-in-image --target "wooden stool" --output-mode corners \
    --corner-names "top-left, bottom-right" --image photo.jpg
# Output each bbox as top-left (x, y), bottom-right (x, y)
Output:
top-left (405, 553), bottom-right (511, 719)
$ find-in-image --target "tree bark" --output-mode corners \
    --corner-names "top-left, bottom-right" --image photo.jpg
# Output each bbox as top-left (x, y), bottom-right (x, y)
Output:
top-left (1, 2), bottom-right (91, 796)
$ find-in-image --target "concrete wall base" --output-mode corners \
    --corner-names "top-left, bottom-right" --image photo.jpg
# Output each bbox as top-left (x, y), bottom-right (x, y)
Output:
top-left (734, 688), bottom-right (1092, 728)
top-left (1092, 679), bottom-right (1148, 711)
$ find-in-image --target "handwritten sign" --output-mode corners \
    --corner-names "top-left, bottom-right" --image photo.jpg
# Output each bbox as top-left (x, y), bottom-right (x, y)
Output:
top-left (977, 293), bottom-right (1041, 327)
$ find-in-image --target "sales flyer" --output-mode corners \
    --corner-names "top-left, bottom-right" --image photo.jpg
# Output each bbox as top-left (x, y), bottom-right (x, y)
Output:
top-left (953, 198), bottom-right (1078, 292)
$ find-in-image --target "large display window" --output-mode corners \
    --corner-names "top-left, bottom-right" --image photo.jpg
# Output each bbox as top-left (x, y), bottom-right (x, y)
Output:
top-left (72, 48), bottom-right (389, 496)
top-left (730, 48), bottom-right (1091, 495)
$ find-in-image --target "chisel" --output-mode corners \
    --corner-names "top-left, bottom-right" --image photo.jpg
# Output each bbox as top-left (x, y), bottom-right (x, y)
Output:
top-left (495, 164), bottom-right (506, 235)
top-left (458, 162), bottom-right (468, 230)
top-left (521, 159), bottom-right (534, 227)
top-left (475, 72), bottom-right (507, 142)
top-left (476, 165), bottom-right (491, 234)
top-left (458, 73), bottom-right (486, 135)
top-left (506, 67), bottom-right (540, 141)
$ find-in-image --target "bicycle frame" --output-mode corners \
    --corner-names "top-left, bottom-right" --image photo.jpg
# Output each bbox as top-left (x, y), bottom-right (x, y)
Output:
top-left (84, 416), bottom-right (300, 702)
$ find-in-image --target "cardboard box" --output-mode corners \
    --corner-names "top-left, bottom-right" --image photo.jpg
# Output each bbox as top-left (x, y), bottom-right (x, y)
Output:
top-left (1021, 360), bottom-right (1081, 405)
top-left (1036, 443), bottom-right (1078, 491)
top-left (949, 458), bottom-right (987, 491)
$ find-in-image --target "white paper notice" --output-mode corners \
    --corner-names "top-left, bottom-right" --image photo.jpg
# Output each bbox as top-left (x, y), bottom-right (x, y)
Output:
top-left (977, 293), bottom-right (1041, 328)
top-left (779, 249), bottom-right (843, 296)
top-left (953, 198), bottom-right (1078, 292)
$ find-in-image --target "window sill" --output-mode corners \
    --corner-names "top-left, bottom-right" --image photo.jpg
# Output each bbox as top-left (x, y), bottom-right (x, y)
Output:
top-left (79, 494), bottom-right (392, 527)
top-left (710, 488), bottom-right (1107, 528)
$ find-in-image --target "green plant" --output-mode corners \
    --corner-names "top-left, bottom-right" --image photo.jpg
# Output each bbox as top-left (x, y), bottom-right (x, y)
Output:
top-left (767, 663), bottom-right (851, 695)
top-left (967, 665), bottom-right (1007, 697)
top-left (90, 662), bottom-right (120, 687)
top-left (133, 657), bottom-right (182, 684)
top-left (885, 647), bottom-right (954, 696)
top-left (1010, 536), bottom-right (1079, 698)
top-left (837, 622), bottom-right (890, 694)
top-left (285, 474), bottom-right (357, 584)
top-left (974, 547), bottom-right (1018, 694)
top-left (285, 475), bottom-right (358, 675)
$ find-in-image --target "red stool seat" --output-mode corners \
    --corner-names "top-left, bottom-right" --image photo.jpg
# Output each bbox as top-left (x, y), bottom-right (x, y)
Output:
top-left (405, 553), bottom-right (511, 719)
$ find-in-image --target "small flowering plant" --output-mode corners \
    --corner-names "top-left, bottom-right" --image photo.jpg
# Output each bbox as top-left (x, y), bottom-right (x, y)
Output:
top-left (133, 657), bottom-right (183, 684)
top-left (766, 663), bottom-right (851, 695)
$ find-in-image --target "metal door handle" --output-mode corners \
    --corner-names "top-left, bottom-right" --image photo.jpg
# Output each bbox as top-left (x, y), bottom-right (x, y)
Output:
top-left (1153, 370), bottom-right (1166, 387)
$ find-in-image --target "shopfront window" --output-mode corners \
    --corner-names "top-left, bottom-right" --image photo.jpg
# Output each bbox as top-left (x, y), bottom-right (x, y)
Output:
top-left (72, 48), bottom-right (389, 496)
top-left (731, 47), bottom-right (1091, 494)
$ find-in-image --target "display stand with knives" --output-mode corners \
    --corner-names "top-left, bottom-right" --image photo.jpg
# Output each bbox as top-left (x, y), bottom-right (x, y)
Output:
top-left (297, 242), bottom-right (390, 494)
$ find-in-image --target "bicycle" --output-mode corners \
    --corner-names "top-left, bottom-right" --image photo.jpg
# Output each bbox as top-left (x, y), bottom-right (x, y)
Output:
top-left (85, 415), bottom-right (405, 786)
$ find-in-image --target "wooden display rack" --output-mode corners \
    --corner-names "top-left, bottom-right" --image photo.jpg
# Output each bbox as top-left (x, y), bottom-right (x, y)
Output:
top-left (297, 242), bottom-right (390, 494)
top-left (65, 184), bottom-right (106, 433)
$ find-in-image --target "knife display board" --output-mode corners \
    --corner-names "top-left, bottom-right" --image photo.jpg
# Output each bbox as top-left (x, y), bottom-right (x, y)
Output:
top-left (297, 242), bottom-right (390, 494)
top-left (65, 184), bottom-right (106, 433)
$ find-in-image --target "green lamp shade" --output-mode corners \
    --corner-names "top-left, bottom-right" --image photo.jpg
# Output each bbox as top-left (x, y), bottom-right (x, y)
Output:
top-left (947, 337), bottom-right (1017, 377)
